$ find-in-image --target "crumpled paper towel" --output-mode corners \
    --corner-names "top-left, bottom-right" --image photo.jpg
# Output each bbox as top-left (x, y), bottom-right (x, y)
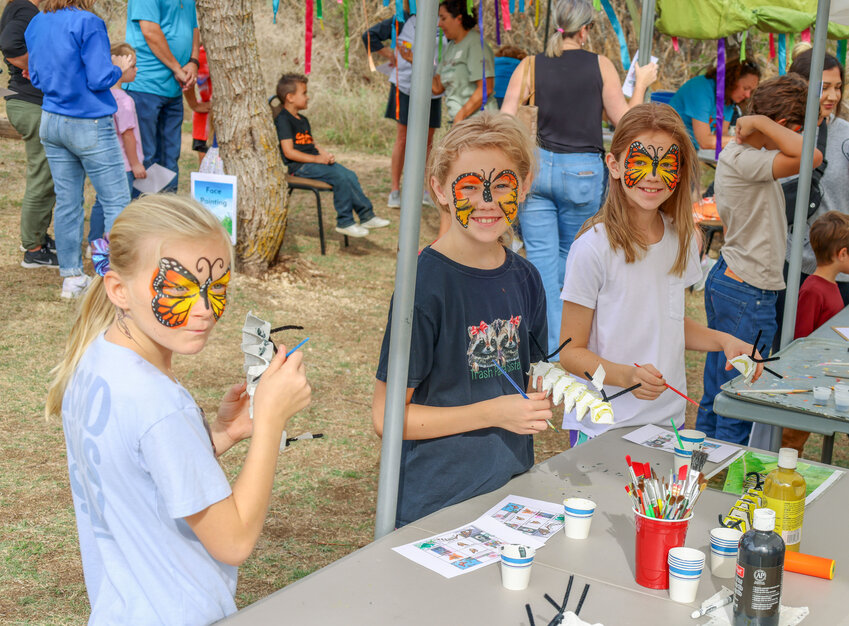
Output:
top-left (699, 587), bottom-right (809, 626)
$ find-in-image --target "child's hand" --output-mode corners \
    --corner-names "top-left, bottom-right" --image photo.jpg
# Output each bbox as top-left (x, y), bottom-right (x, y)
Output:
top-left (112, 54), bottom-right (133, 73)
top-left (633, 61), bottom-right (658, 87)
top-left (721, 335), bottom-right (765, 382)
top-left (630, 363), bottom-right (667, 400)
top-left (131, 162), bottom-right (147, 179)
top-left (252, 347), bottom-right (311, 434)
top-left (487, 392), bottom-right (553, 435)
top-left (734, 115), bottom-right (765, 143)
top-left (212, 381), bottom-right (253, 453)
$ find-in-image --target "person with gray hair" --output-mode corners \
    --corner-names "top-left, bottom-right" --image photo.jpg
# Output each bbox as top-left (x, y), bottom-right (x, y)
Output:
top-left (501, 0), bottom-right (657, 355)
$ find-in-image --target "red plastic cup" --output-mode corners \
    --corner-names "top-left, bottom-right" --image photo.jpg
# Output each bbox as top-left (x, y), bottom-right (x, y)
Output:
top-left (634, 509), bottom-right (692, 589)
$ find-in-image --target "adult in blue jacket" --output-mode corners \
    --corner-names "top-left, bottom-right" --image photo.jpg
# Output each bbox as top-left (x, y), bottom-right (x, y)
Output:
top-left (125, 0), bottom-right (200, 192)
top-left (25, 0), bottom-right (133, 299)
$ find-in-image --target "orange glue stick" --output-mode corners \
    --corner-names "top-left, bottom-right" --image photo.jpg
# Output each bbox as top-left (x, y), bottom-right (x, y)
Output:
top-left (784, 551), bottom-right (835, 580)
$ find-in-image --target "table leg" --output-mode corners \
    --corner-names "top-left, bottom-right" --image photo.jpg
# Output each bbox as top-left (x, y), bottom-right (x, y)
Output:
top-left (820, 434), bottom-right (835, 464)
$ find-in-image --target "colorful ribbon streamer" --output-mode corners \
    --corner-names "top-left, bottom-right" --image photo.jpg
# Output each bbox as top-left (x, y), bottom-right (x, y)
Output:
top-left (715, 38), bottom-right (726, 160)
top-left (769, 32), bottom-right (776, 59)
top-left (501, 0), bottom-right (512, 29)
top-left (838, 40), bottom-right (847, 69)
top-left (801, 28), bottom-right (811, 43)
top-left (600, 0), bottom-right (630, 70)
top-left (740, 31), bottom-right (748, 61)
top-left (495, 0), bottom-right (501, 45)
top-left (317, 0), bottom-right (323, 28)
top-left (519, 0), bottom-right (524, 12)
top-left (272, 0), bottom-right (279, 24)
top-left (509, 0), bottom-right (515, 13)
top-left (778, 33), bottom-right (786, 75)
top-left (362, 0), bottom-right (374, 70)
top-left (672, 36), bottom-right (679, 52)
top-left (409, 0), bottom-right (416, 14)
top-left (535, 0), bottom-right (539, 28)
top-left (438, 27), bottom-right (443, 62)
top-left (305, 0), bottom-right (313, 74)
top-left (478, 0), bottom-right (488, 108)
top-left (468, 0), bottom-right (474, 17)
top-left (395, 0), bottom-right (405, 22)
top-left (593, 0), bottom-right (601, 9)
top-left (343, 0), bottom-right (349, 68)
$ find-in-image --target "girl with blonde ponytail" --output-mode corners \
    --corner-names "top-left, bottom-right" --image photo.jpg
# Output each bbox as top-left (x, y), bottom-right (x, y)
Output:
top-left (47, 194), bottom-right (311, 623)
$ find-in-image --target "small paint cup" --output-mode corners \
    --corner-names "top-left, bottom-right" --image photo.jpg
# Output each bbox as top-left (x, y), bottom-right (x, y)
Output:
top-left (500, 544), bottom-right (535, 590)
top-left (668, 568), bottom-right (703, 603)
top-left (563, 498), bottom-right (596, 539)
top-left (813, 386), bottom-right (832, 404)
top-left (710, 527), bottom-right (742, 578)
top-left (835, 390), bottom-right (849, 413)
top-left (673, 447), bottom-right (692, 477)
top-left (833, 384), bottom-right (849, 395)
top-left (677, 429), bottom-right (706, 451)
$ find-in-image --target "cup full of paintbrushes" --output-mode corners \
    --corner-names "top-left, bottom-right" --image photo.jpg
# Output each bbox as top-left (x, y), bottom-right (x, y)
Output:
top-left (624, 457), bottom-right (707, 589)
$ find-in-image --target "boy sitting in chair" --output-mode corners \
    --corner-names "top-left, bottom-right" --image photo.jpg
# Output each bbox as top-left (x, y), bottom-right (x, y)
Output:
top-left (273, 73), bottom-right (389, 238)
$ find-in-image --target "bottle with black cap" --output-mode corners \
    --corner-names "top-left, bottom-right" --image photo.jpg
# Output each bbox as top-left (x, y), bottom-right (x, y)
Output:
top-left (733, 508), bottom-right (785, 626)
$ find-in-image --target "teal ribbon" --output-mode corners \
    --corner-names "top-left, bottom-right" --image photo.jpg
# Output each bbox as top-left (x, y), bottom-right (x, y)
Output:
top-left (272, 0), bottom-right (279, 23)
top-left (519, 0), bottom-right (524, 11)
top-left (778, 33), bottom-right (786, 75)
top-left (600, 0), bottom-right (630, 70)
top-left (409, 0), bottom-right (416, 13)
top-left (838, 40), bottom-right (847, 69)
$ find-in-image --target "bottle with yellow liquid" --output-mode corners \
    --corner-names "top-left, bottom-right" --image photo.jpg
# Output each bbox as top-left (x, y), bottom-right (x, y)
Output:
top-left (762, 448), bottom-right (806, 552)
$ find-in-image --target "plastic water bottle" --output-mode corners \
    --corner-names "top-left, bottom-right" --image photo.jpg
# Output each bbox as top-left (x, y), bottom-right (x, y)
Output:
top-left (199, 135), bottom-right (224, 175)
top-left (733, 508), bottom-right (785, 626)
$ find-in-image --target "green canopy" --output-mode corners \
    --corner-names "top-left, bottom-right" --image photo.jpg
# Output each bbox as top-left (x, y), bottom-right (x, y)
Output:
top-left (655, 0), bottom-right (849, 39)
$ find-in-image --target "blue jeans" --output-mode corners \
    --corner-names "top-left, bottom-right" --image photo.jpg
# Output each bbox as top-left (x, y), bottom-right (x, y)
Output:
top-left (292, 162), bottom-right (375, 227)
top-left (126, 90), bottom-right (183, 192)
top-left (520, 149), bottom-right (605, 354)
top-left (89, 171), bottom-right (135, 242)
top-left (696, 255), bottom-right (779, 444)
top-left (40, 112), bottom-right (131, 276)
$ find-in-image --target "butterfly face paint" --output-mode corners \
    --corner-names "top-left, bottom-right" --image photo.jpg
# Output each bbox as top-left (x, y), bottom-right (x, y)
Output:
top-left (149, 256), bottom-right (231, 328)
top-left (623, 141), bottom-right (680, 191)
top-left (450, 169), bottom-right (520, 227)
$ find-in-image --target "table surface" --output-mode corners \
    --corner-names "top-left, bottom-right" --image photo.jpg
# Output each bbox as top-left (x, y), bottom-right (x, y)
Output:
top-left (221, 428), bottom-right (849, 625)
top-left (715, 304), bottom-right (849, 437)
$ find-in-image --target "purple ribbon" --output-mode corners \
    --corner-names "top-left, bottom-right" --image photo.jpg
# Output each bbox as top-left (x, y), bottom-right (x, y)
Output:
top-left (494, 0), bottom-right (501, 45)
top-left (478, 0), bottom-right (487, 108)
top-left (715, 38), bottom-right (726, 160)
top-left (91, 236), bottom-right (111, 277)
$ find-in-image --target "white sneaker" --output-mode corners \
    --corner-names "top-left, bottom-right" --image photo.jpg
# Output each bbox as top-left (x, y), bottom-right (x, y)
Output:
top-left (61, 274), bottom-right (92, 299)
top-left (335, 223), bottom-right (370, 238)
top-left (422, 191), bottom-right (436, 208)
top-left (387, 190), bottom-right (401, 208)
top-left (360, 216), bottom-right (390, 229)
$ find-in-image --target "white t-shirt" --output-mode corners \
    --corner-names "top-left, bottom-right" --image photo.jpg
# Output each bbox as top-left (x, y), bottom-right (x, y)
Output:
top-left (62, 334), bottom-right (237, 624)
top-left (560, 214), bottom-right (702, 437)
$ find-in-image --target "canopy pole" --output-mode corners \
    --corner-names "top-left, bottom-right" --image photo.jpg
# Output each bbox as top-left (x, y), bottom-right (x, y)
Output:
top-left (637, 0), bottom-right (655, 67)
top-left (373, 2), bottom-right (438, 540)
top-left (775, 0), bottom-right (831, 451)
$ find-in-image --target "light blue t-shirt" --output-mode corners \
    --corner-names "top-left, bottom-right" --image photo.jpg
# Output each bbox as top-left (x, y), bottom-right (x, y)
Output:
top-left (62, 334), bottom-right (237, 624)
top-left (669, 75), bottom-right (734, 149)
top-left (126, 0), bottom-right (198, 98)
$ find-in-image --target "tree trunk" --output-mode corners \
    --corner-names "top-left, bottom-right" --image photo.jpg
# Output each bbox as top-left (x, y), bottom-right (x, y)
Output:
top-left (196, 0), bottom-right (288, 277)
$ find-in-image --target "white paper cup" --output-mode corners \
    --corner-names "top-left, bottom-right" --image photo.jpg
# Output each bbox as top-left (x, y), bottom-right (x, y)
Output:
top-left (833, 383), bottom-right (849, 395)
top-left (835, 390), bottom-right (849, 412)
top-left (668, 570), bottom-right (702, 603)
top-left (709, 527), bottom-right (742, 578)
top-left (813, 386), bottom-right (832, 404)
top-left (673, 447), bottom-right (692, 477)
top-left (500, 544), bottom-right (535, 590)
top-left (677, 429), bottom-right (706, 451)
top-left (563, 498), bottom-right (596, 539)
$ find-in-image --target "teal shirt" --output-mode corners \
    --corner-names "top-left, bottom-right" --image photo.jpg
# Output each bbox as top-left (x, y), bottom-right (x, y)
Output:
top-left (436, 29), bottom-right (497, 120)
top-left (126, 0), bottom-right (197, 98)
top-left (669, 75), bottom-right (734, 149)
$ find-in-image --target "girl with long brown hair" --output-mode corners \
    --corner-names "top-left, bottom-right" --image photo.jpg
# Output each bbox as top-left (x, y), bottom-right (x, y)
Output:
top-left (558, 103), bottom-right (759, 445)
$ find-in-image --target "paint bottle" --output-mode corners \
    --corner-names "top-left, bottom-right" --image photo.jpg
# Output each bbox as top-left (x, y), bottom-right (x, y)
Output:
top-left (762, 448), bottom-right (806, 552)
top-left (733, 508), bottom-right (785, 626)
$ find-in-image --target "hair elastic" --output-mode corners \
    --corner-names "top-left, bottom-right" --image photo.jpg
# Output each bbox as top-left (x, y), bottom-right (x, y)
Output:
top-left (91, 237), bottom-right (110, 277)
top-left (557, 27), bottom-right (564, 33)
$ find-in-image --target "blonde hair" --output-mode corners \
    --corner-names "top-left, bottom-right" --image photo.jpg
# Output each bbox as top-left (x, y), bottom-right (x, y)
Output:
top-left (45, 195), bottom-right (232, 420)
top-left (427, 112), bottom-right (536, 211)
top-left (111, 42), bottom-right (136, 57)
top-left (578, 103), bottom-right (698, 276)
top-left (42, 0), bottom-right (96, 12)
top-left (546, 0), bottom-right (594, 58)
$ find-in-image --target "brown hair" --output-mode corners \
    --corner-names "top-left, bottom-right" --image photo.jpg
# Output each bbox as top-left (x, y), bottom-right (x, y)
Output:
top-left (495, 45), bottom-right (527, 61)
top-left (706, 56), bottom-right (761, 103)
top-left (747, 74), bottom-right (809, 126)
top-left (439, 0), bottom-right (477, 31)
top-left (790, 46), bottom-right (845, 118)
top-left (42, 0), bottom-right (96, 11)
top-left (810, 211), bottom-right (849, 265)
top-left (110, 43), bottom-right (136, 57)
top-left (578, 103), bottom-right (699, 276)
top-left (271, 73), bottom-right (308, 118)
top-left (427, 112), bottom-right (536, 214)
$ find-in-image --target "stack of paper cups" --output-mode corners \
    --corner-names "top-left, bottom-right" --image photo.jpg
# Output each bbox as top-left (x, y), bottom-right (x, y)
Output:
top-left (667, 547), bottom-right (705, 603)
top-left (709, 527), bottom-right (742, 578)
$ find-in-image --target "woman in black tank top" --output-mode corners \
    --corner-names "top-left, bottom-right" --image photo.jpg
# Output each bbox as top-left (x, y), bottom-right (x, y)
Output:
top-left (500, 0), bottom-right (657, 356)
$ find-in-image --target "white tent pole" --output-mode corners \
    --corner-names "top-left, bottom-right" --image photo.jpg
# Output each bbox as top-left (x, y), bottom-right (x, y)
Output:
top-left (775, 0), bottom-right (831, 451)
top-left (638, 0), bottom-right (656, 67)
top-left (374, 1), bottom-right (439, 540)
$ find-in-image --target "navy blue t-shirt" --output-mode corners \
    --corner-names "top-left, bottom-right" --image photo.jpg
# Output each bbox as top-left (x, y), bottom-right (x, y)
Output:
top-left (376, 246), bottom-right (547, 527)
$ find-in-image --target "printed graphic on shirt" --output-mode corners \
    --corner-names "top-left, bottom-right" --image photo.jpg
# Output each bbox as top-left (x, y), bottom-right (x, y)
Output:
top-left (467, 315), bottom-right (522, 378)
top-left (451, 169), bottom-right (520, 227)
top-left (295, 131), bottom-right (314, 146)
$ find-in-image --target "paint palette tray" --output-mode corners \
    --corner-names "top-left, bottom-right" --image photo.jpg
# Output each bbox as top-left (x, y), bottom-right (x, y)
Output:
top-left (721, 337), bottom-right (849, 421)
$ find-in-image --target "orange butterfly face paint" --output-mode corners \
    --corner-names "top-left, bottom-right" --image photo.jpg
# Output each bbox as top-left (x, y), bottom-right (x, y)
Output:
top-left (623, 141), bottom-right (680, 191)
top-left (149, 256), bottom-right (231, 328)
top-left (450, 169), bottom-right (520, 227)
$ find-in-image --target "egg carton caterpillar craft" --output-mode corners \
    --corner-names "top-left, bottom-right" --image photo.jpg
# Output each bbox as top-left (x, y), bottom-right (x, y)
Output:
top-left (529, 361), bottom-right (614, 425)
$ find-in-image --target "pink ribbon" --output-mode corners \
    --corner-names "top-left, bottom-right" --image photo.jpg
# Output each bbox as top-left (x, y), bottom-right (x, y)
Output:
top-left (801, 28), bottom-right (811, 43)
top-left (672, 36), bottom-right (679, 52)
top-left (305, 0), bottom-right (314, 74)
top-left (501, 0), bottom-right (512, 30)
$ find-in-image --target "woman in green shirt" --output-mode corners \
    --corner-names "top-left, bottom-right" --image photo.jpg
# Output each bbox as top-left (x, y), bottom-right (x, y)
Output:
top-left (433, 0), bottom-right (497, 126)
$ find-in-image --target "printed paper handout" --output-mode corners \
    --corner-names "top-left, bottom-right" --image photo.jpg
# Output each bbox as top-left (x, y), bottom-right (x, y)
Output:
top-left (622, 424), bottom-right (740, 464)
top-left (393, 495), bottom-right (564, 578)
top-left (133, 163), bottom-right (176, 194)
top-left (622, 52), bottom-right (659, 97)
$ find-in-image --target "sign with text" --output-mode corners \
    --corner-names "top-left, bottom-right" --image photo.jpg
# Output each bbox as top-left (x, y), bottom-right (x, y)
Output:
top-left (191, 172), bottom-right (237, 244)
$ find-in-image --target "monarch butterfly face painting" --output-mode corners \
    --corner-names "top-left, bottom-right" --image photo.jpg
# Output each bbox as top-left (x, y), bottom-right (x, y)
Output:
top-left (623, 141), bottom-right (681, 191)
top-left (149, 256), bottom-right (231, 328)
top-left (450, 169), bottom-right (520, 227)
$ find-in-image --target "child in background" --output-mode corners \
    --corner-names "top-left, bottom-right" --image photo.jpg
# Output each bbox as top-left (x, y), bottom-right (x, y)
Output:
top-left (697, 75), bottom-right (823, 445)
top-left (88, 43), bottom-right (146, 245)
top-left (47, 195), bottom-right (311, 622)
top-left (185, 45), bottom-right (212, 165)
top-left (493, 45), bottom-right (526, 109)
top-left (372, 113), bottom-right (552, 528)
top-left (559, 103), bottom-right (758, 446)
top-left (272, 73), bottom-right (390, 239)
top-left (782, 211), bottom-right (849, 455)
